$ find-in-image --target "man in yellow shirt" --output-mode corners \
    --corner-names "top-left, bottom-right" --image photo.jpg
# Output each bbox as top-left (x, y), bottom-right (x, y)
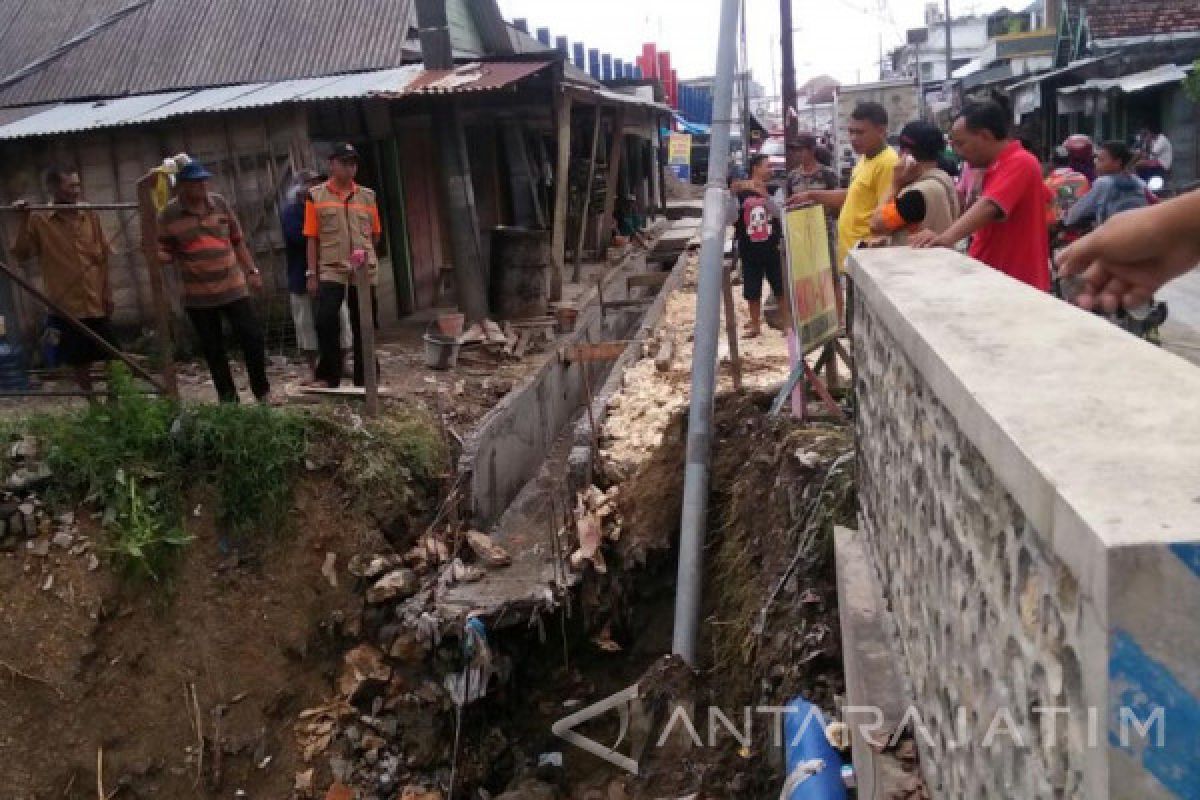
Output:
top-left (791, 102), bottom-right (898, 267)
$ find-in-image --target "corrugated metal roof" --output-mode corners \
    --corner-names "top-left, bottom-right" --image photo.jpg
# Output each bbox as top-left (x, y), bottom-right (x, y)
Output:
top-left (0, 0), bottom-right (419, 108)
top-left (0, 62), bottom-right (567, 140)
top-left (1058, 63), bottom-right (1192, 95)
top-left (400, 60), bottom-right (552, 95)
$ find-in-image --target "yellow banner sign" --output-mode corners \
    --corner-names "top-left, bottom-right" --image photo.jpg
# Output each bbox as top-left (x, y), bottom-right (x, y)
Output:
top-left (783, 205), bottom-right (839, 354)
top-left (667, 133), bottom-right (692, 166)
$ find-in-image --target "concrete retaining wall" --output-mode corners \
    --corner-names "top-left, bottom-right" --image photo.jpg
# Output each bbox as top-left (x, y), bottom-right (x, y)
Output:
top-left (461, 239), bottom-right (693, 528)
top-left (849, 248), bottom-right (1200, 800)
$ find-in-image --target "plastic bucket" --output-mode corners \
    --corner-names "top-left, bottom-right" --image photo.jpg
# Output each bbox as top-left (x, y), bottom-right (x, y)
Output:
top-left (554, 306), bottom-right (579, 334)
top-left (423, 332), bottom-right (461, 370)
top-left (436, 312), bottom-right (466, 338)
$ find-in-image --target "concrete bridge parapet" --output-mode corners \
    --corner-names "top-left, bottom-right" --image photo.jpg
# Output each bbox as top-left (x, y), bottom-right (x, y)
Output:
top-left (849, 248), bottom-right (1200, 800)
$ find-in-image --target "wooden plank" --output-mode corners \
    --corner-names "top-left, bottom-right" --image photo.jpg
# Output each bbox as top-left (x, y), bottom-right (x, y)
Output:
top-left (626, 272), bottom-right (669, 290)
top-left (600, 108), bottom-right (627, 251)
top-left (297, 386), bottom-right (395, 397)
top-left (722, 257), bottom-right (743, 391)
top-left (355, 267), bottom-right (379, 417)
top-left (134, 171), bottom-right (179, 398)
top-left (549, 83), bottom-right (573, 303)
top-left (572, 103), bottom-right (603, 283)
top-left (562, 341), bottom-right (632, 363)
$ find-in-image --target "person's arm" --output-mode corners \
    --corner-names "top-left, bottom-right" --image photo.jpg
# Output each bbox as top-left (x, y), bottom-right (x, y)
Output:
top-left (871, 189), bottom-right (926, 235)
top-left (790, 187), bottom-right (848, 209)
top-left (10, 206), bottom-right (36, 260)
top-left (371, 205), bottom-right (382, 248)
top-left (909, 196), bottom-right (1001, 248)
top-left (1063, 179), bottom-right (1104, 227)
top-left (303, 196), bottom-right (320, 296)
top-left (1058, 188), bottom-right (1200, 311)
top-left (224, 204), bottom-right (261, 292)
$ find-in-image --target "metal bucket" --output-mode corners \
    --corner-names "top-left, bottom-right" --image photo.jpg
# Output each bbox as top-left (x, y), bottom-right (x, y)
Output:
top-left (423, 332), bottom-right (460, 370)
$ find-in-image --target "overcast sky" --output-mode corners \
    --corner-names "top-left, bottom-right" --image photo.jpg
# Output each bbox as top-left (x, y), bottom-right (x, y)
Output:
top-left (497, 0), bottom-right (1023, 91)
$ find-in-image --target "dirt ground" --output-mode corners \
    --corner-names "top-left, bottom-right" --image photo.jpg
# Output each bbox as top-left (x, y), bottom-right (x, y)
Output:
top-left (0, 478), bottom-right (396, 799)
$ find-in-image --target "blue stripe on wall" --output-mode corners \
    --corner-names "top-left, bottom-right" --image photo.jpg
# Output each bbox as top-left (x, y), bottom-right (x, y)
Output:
top-left (1169, 542), bottom-right (1200, 582)
top-left (1109, 630), bottom-right (1200, 799)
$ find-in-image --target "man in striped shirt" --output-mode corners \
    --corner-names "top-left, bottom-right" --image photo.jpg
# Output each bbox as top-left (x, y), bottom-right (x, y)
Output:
top-left (158, 160), bottom-right (277, 404)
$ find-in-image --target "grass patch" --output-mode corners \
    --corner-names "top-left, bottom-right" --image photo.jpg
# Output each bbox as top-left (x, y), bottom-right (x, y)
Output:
top-left (8, 365), bottom-right (445, 581)
top-left (24, 365), bottom-right (308, 580)
top-left (309, 406), bottom-right (445, 526)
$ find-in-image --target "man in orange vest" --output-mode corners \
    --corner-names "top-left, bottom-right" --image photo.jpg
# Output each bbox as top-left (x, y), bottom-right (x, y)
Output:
top-left (303, 143), bottom-right (382, 388)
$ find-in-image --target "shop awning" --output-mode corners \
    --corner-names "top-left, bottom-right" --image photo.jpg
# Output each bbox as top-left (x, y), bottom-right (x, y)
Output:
top-left (1058, 63), bottom-right (1192, 95)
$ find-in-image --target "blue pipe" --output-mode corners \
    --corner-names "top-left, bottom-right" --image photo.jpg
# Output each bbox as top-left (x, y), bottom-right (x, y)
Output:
top-left (573, 43), bottom-right (585, 70)
top-left (782, 697), bottom-right (847, 800)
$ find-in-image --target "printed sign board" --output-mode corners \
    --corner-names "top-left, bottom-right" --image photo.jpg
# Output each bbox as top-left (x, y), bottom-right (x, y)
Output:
top-left (782, 204), bottom-right (839, 354)
top-left (667, 132), bottom-right (692, 181)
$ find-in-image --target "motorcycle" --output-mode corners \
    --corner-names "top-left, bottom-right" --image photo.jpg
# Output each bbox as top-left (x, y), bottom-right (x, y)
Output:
top-left (1050, 174), bottom-right (1169, 343)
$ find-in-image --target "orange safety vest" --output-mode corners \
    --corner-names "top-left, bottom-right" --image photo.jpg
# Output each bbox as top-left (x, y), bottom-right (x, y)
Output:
top-left (309, 182), bottom-right (379, 285)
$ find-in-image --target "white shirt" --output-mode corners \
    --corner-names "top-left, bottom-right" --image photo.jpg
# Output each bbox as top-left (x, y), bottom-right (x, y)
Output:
top-left (1151, 134), bottom-right (1173, 171)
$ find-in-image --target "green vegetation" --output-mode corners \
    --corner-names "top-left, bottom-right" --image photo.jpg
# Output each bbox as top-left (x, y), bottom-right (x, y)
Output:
top-left (1186, 59), bottom-right (1200, 104)
top-left (5, 365), bottom-right (443, 582)
top-left (309, 407), bottom-right (445, 525)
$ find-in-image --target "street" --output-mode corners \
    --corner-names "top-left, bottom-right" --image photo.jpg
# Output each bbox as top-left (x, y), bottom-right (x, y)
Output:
top-left (1160, 268), bottom-right (1200, 367)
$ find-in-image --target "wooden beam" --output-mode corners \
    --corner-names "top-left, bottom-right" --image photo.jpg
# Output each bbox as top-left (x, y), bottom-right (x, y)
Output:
top-left (600, 108), bottom-right (627, 252)
top-left (354, 267), bottom-right (379, 417)
top-left (626, 272), bottom-right (669, 290)
top-left (561, 340), bottom-right (632, 363)
top-left (549, 84), bottom-right (573, 303)
top-left (0, 259), bottom-right (166, 394)
top-left (135, 171), bottom-right (179, 398)
top-left (572, 104), bottom-right (603, 283)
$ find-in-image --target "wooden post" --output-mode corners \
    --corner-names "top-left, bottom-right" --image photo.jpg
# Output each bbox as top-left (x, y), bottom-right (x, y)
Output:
top-left (355, 267), bottom-right (379, 417)
top-left (572, 104), bottom-right (603, 283)
top-left (433, 103), bottom-right (489, 324)
top-left (721, 256), bottom-right (744, 391)
top-left (135, 172), bottom-right (179, 398)
top-left (656, 116), bottom-right (668, 214)
top-left (601, 108), bottom-right (627, 251)
top-left (549, 84), bottom-right (573, 302)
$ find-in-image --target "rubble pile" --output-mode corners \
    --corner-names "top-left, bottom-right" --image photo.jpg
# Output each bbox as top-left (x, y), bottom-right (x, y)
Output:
top-left (0, 436), bottom-right (100, 585)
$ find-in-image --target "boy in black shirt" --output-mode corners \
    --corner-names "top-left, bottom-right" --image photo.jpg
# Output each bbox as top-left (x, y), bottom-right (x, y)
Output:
top-left (727, 154), bottom-right (783, 338)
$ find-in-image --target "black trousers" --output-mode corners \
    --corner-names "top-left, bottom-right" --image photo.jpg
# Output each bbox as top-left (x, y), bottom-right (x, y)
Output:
top-left (315, 281), bottom-right (379, 388)
top-left (186, 297), bottom-right (270, 403)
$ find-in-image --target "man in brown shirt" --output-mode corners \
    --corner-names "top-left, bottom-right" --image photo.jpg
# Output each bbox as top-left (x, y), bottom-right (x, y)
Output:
top-left (158, 160), bottom-right (277, 404)
top-left (10, 167), bottom-right (115, 392)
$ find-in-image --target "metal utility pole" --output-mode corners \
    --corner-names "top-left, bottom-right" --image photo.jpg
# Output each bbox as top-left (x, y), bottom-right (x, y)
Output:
top-left (780, 0), bottom-right (797, 137)
top-left (672, 0), bottom-right (740, 666)
top-left (739, 0), bottom-right (752, 164)
top-left (943, 0), bottom-right (954, 103)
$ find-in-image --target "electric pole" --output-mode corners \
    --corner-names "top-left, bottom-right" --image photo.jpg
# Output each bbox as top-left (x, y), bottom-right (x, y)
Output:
top-left (943, 0), bottom-right (954, 105)
top-left (780, 0), bottom-right (797, 137)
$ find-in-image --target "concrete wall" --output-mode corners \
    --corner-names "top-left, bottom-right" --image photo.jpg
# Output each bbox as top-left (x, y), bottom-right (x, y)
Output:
top-left (461, 251), bottom-right (668, 528)
top-left (849, 248), bottom-right (1200, 799)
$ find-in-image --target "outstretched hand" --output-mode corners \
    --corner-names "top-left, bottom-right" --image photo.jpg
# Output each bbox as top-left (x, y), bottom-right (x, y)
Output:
top-left (1057, 199), bottom-right (1200, 312)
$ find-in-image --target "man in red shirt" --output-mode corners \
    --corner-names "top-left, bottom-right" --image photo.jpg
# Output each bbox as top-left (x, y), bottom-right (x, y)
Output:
top-left (911, 101), bottom-right (1050, 291)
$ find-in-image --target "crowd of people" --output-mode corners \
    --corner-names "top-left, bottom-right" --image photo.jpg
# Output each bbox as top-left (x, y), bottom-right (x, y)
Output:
top-left (725, 97), bottom-right (1190, 340)
top-left (8, 143), bottom-right (382, 404)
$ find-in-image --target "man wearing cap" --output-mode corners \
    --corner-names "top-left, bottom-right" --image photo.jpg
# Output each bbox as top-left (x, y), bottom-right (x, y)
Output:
top-left (158, 160), bottom-right (277, 404)
top-left (10, 166), bottom-right (115, 394)
top-left (281, 169), bottom-right (351, 381)
top-left (869, 121), bottom-right (961, 245)
top-left (303, 143), bottom-right (383, 388)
